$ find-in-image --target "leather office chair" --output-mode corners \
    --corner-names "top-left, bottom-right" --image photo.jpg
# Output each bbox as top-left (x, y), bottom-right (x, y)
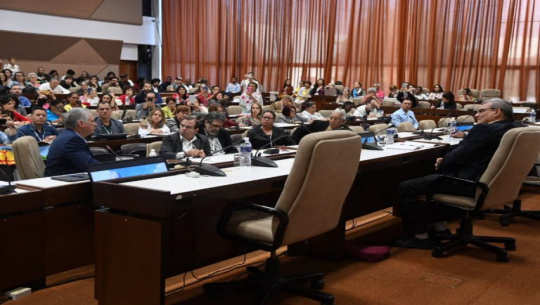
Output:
top-left (427, 127), bottom-right (540, 261)
top-left (455, 103), bottom-right (463, 109)
top-left (146, 141), bottom-right (162, 157)
top-left (369, 123), bottom-right (390, 134)
top-left (463, 104), bottom-right (481, 111)
top-left (382, 99), bottom-right (396, 107)
top-left (230, 133), bottom-right (243, 144)
top-left (484, 153), bottom-right (540, 226)
top-left (317, 110), bottom-right (334, 118)
top-left (418, 101), bottom-right (431, 109)
top-left (111, 111), bottom-right (123, 120)
top-left (480, 89), bottom-right (501, 101)
top-left (438, 117), bottom-right (451, 127)
top-left (419, 120), bottom-right (436, 130)
top-left (204, 131), bottom-right (361, 304)
top-left (227, 105), bottom-right (243, 115)
top-left (89, 147), bottom-right (116, 162)
top-left (121, 143), bottom-right (148, 158)
top-left (12, 136), bottom-right (45, 179)
top-left (397, 122), bottom-right (416, 132)
top-left (349, 126), bottom-right (364, 133)
top-left (457, 115), bottom-right (475, 124)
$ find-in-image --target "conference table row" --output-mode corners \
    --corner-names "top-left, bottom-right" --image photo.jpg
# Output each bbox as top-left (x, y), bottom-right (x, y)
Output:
top-left (1, 137), bottom-right (454, 304)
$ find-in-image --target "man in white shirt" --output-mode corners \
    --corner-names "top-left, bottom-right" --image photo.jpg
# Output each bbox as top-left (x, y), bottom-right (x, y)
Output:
top-left (39, 78), bottom-right (70, 94)
top-left (160, 116), bottom-right (211, 160)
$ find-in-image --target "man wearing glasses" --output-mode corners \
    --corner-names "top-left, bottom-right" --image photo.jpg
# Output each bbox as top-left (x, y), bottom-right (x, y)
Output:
top-left (93, 101), bottom-right (125, 137)
top-left (198, 112), bottom-right (237, 155)
top-left (45, 108), bottom-right (99, 176)
top-left (393, 99), bottom-right (523, 249)
top-left (160, 116), bottom-right (211, 160)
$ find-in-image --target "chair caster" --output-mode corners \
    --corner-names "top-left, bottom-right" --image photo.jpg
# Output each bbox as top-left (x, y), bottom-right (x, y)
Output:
top-left (432, 249), bottom-right (444, 258)
top-left (505, 242), bottom-right (516, 251)
top-left (311, 279), bottom-right (325, 290)
top-left (496, 251), bottom-right (509, 262)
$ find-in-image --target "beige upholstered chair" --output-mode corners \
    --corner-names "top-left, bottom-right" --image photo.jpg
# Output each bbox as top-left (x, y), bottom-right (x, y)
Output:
top-left (262, 105), bottom-right (272, 112)
top-left (12, 136), bottom-right (46, 180)
top-left (69, 86), bottom-right (80, 93)
top-left (397, 122), bottom-right (416, 132)
top-left (369, 123), bottom-right (390, 134)
top-left (334, 85), bottom-right (345, 92)
top-left (455, 103), bottom-right (463, 109)
top-left (123, 122), bottom-right (139, 135)
top-left (457, 89), bottom-right (480, 99)
top-left (418, 101), bottom-right (431, 109)
top-left (90, 109), bottom-right (98, 118)
top-left (480, 89), bottom-right (501, 101)
top-left (438, 117), bottom-right (452, 127)
top-left (419, 120), bottom-right (436, 130)
top-left (428, 127), bottom-right (540, 261)
top-left (204, 131), bottom-right (361, 304)
top-left (227, 105), bottom-right (243, 115)
top-left (463, 104), bottom-right (481, 111)
top-left (318, 110), bottom-right (334, 118)
top-left (457, 115), bottom-right (475, 124)
top-left (111, 111), bottom-right (122, 120)
top-left (108, 87), bottom-right (123, 95)
top-left (352, 98), bottom-right (363, 107)
top-left (146, 141), bottom-right (162, 157)
top-left (382, 99), bottom-right (396, 107)
top-left (349, 126), bottom-right (365, 133)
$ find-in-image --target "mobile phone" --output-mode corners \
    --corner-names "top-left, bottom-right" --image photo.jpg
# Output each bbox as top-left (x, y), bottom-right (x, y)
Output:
top-left (0, 119), bottom-right (6, 125)
top-left (188, 95), bottom-right (197, 104)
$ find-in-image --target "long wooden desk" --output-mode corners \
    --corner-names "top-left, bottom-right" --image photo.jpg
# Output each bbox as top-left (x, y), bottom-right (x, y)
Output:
top-left (93, 144), bottom-right (446, 305)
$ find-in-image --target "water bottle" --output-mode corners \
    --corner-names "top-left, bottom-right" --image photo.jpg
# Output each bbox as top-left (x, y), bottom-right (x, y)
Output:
top-left (386, 128), bottom-right (395, 144)
top-left (240, 137), bottom-right (252, 167)
top-left (449, 118), bottom-right (457, 137)
top-left (125, 96), bottom-right (130, 106)
top-left (149, 149), bottom-right (158, 157)
top-left (530, 109), bottom-right (536, 123)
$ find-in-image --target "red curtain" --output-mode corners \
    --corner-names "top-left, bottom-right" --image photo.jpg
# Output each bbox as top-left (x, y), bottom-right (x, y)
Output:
top-left (162, 0), bottom-right (539, 102)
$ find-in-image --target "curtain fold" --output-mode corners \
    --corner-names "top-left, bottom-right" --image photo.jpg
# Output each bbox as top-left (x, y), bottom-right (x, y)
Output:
top-left (162, 0), bottom-right (539, 102)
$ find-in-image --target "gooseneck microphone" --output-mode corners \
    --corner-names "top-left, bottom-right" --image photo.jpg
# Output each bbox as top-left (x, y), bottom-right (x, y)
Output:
top-left (251, 132), bottom-right (292, 168)
top-left (194, 138), bottom-right (245, 177)
top-left (105, 145), bottom-right (125, 161)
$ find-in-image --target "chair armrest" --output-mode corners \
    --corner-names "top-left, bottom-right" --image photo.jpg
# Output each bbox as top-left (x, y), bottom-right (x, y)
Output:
top-left (217, 201), bottom-right (289, 251)
top-left (427, 175), bottom-right (489, 210)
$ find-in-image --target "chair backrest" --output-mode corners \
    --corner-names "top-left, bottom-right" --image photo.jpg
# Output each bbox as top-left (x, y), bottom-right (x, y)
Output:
top-left (480, 127), bottom-right (540, 209)
top-left (419, 120), bottom-right (436, 130)
top-left (438, 117), bottom-right (451, 127)
top-left (418, 101), bottom-right (431, 109)
top-left (275, 131), bottom-right (361, 245)
top-left (108, 87), bottom-right (123, 95)
top-left (230, 133), bottom-right (242, 144)
top-left (90, 109), bottom-right (98, 118)
top-left (349, 126), bottom-right (364, 133)
top-left (146, 141), bottom-right (163, 157)
top-left (480, 89), bottom-right (501, 101)
top-left (121, 143), bottom-right (148, 157)
top-left (457, 115), bottom-right (475, 124)
top-left (227, 105), bottom-right (242, 115)
top-left (382, 100), bottom-right (396, 107)
top-left (397, 122), bottom-right (416, 132)
top-left (369, 123), bottom-right (389, 134)
top-left (334, 85), bottom-right (345, 92)
top-left (124, 122), bottom-right (139, 135)
top-left (463, 104), bottom-right (481, 111)
top-left (457, 89), bottom-right (480, 99)
top-left (318, 110), bottom-right (334, 118)
top-left (352, 98), bottom-right (362, 107)
top-left (111, 111), bottom-right (123, 120)
top-left (455, 103), bottom-right (463, 109)
top-left (69, 86), bottom-right (80, 93)
top-left (262, 105), bottom-right (272, 112)
top-left (12, 136), bottom-right (45, 179)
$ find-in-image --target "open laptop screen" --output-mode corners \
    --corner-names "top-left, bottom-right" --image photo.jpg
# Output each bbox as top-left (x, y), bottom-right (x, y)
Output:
top-left (87, 156), bottom-right (168, 182)
top-left (456, 124), bottom-right (474, 131)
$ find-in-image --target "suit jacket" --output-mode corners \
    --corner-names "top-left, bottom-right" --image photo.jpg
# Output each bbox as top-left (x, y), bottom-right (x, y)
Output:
top-left (438, 120), bottom-right (523, 181)
top-left (45, 129), bottom-right (99, 176)
top-left (93, 117), bottom-right (125, 137)
top-left (247, 125), bottom-right (296, 149)
top-left (160, 133), bottom-right (211, 159)
top-left (198, 128), bottom-right (238, 154)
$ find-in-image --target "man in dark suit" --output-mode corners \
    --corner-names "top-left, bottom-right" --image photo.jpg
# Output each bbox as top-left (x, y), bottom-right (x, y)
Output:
top-left (45, 108), bottom-right (100, 176)
top-left (198, 112), bottom-right (237, 155)
top-left (394, 99), bottom-right (523, 249)
top-left (160, 116), bottom-right (211, 160)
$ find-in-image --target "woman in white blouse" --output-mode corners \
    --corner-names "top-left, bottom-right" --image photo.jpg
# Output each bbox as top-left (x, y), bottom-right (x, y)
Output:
top-left (139, 108), bottom-right (170, 135)
top-left (300, 101), bottom-right (327, 123)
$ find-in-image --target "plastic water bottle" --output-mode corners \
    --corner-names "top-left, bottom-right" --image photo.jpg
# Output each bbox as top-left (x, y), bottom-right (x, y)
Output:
top-left (149, 149), bottom-right (158, 157)
top-left (530, 109), bottom-right (536, 123)
top-left (386, 128), bottom-right (395, 144)
top-left (449, 118), bottom-right (457, 137)
top-left (240, 137), bottom-right (252, 167)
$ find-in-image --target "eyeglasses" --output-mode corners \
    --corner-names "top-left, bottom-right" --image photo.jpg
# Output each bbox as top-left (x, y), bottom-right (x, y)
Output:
top-left (262, 116), bottom-right (274, 120)
top-left (477, 107), bottom-right (497, 113)
top-left (206, 122), bottom-right (222, 129)
top-left (98, 108), bottom-right (111, 111)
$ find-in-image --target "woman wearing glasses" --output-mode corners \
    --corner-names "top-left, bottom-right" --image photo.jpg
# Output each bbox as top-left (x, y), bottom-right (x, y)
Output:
top-left (247, 110), bottom-right (295, 149)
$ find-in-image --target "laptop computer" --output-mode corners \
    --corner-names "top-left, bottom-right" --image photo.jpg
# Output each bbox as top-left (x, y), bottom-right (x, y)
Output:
top-left (87, 156), bottom-right (169, 182)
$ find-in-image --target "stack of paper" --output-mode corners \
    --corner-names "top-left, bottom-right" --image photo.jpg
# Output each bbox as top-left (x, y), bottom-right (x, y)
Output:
top-left (385, 142), bottom-right (436, 150)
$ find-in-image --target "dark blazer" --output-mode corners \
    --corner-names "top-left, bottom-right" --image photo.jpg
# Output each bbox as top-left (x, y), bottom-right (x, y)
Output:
top-left (247, 125), bottom-right (296, 149)
top-left (160, 133), bottom-right (211, 159)
top-left (93, 117), bottom-right (125, 137)
top-left (438, 120), bottom-right (523, 181)
top-left (45, 129), bottom-right (99, 176)
top-left (198, 128), bottom-right (238, 154)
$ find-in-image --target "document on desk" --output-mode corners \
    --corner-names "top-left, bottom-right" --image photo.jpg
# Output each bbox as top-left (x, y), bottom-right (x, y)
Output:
top-left (385, 142), bottom-right (436, 151)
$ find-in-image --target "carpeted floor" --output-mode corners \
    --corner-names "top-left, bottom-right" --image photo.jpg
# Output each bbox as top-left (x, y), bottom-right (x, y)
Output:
top-left (6, 193), bottom-right (540, 305)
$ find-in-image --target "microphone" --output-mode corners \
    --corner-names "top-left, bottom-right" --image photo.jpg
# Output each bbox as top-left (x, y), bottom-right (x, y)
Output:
top-left (105, 145), bottom-right (125, 161)
top-left (194, 138), bottom-right (245, 177)
top-left (0, 166), bottom-right (16, 195)
top-left (251, 132), bottom-right (292, 168)
top-left (423, 126), bottom-right (442, 140)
